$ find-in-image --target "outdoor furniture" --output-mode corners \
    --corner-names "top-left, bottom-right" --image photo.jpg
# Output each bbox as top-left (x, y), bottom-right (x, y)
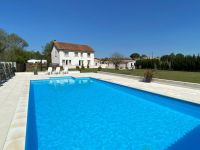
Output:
top-left (47, 67), bottom-right (53, 75)
top-left (10, 63), bottom-right (15, 77)
top-left (0, 63), bottom-right (4, 85)
top-left (0, 62), bottom-right (16, 85)
top-left (63, 66), bottom-right (68, 74)
top-left (2, 63), bottom-right (9, 80)
top-left (54, 67), bottom-right (60, 74)
top-left (6, 63), bottom-right (13, 79)
top-left (11, 64), bottom-right (16, 76)
top-left (8, 63), bottom-right (14, 77)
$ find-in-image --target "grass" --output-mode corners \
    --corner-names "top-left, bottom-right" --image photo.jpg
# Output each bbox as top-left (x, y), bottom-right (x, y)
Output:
top-left (101, 69), bottom-right (200, 84)
top-left (69, 68), bottom-right (200, 84)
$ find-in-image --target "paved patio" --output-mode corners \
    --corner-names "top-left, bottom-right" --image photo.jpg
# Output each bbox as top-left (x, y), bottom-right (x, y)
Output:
top-left (1, 72), bottom-right (200, 150)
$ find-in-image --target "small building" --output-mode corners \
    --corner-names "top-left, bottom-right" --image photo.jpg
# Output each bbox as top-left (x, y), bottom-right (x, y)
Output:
top-left (94, 58), bottom-right (101, 67)
top-left (27, 59), bottom-right (47, 64)
top-left (26, 59), bottom-right (47, 72)
top-left (94, 58), bottom-right (108, 68)
top-left (119, 59), bottom-right (136, 69)
top-left (51, 41), bottom-right (95, 68)
top-left (94, 58), bottom-right (135, 69)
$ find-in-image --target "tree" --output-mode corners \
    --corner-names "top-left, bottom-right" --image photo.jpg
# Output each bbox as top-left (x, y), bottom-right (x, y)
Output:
top-left (110, 53), bottom-right (124, 69)
top-left (101, 57), bottom-right (110, 62)
top-left (6, 33), bottom-right (28, 48)
top-left (135, 52), bottom-right (200, 71)
top-left (0, 28), bottom-right (29, 62)
top-left (160, 55), bottom-right (170, 62)
top-left (130, 53), bottom-right (140, 60)
top-left (42, 41), bottom-right (53, 66)
top-left (141, 54), bottom-right (147, 59)
top-left (0, 29), bottom-right (8, 53)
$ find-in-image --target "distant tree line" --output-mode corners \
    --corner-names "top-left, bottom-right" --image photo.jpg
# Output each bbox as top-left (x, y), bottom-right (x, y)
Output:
top-left (134, 53), bottom-right (200, 71)
top-left (0, 28), bottom-right (44, 64)
top-left (0, 28), bottom-right (53, 67)
top-left (130, 53), bottom-right (147, 60)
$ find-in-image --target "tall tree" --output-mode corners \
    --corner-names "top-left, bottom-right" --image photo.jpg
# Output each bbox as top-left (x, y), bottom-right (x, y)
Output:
top-left (0, 29), bottom-right (8, 53)
top-left (130, 53), bottom-right (140, 60)
top-left (42, 41), bottom-right (53, 66)
top-left (0, 28), bottom-right (29, 62)
top-left (141, 54), bottom-right (147, 59)
top-left (7, 33), bottom-right (28, 48)
top-left (160, 55), bottom-right (170, 62)
top-left (110, 53), bottom-right (124, 69)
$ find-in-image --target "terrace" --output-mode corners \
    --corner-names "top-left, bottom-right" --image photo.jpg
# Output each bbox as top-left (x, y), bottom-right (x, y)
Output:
top-left (0, 72), bottom-right (200, 149)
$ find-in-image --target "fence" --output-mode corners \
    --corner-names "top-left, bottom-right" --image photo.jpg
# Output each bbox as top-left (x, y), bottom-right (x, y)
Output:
top-left (26, 63), bottom-right (47, 72)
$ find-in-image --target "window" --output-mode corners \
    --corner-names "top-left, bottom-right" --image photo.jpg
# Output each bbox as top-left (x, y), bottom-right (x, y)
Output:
top-left (87, 53), bottom-right (91, 57)
top-left (65, 52), bottom-right (69, 57)
top-left (69, 60), bottom-right (71, 65)
top-left (75, 52), bottom-right (78, 57)
top-left (79, 60), bottom-right (81, 66)
top-left (79, 60), bottom-right (83, 66)
top-left (80, 53), bottom-right (83, 57)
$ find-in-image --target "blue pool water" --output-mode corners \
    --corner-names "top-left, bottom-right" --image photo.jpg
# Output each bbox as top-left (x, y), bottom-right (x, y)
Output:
top-left (26, 77), bottom-right (200, 150)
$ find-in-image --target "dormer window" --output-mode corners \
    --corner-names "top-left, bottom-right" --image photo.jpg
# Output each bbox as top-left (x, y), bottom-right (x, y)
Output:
top-left (87, 53), bottom-right (91, 57)
top-left (80, 53), bottom-right (83, 57)
top-left (75, 52), bottom-right (78, 57)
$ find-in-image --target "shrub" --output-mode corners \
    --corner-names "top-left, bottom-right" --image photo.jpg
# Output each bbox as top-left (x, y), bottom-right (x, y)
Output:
top-left (134, 54), bottom-right (200, 71)
top-left (81, 65), bottom-right (85, 70)
top-left (76, 66), bottom-right (80, 70)
top-left (97, 66), bottom-right (102, 71)
top-left (119, 66), bottom-right (123, 70)
top-left (143, 69), bottom-right (153, 82)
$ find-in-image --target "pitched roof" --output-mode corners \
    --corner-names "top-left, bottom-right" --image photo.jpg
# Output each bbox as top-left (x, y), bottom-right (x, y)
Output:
top-left (53, 41), bottom-right (94, 52)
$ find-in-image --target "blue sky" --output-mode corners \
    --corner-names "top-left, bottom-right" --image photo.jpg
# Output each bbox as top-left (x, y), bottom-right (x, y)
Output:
top-left (1, 0), bottom-right (200, 57)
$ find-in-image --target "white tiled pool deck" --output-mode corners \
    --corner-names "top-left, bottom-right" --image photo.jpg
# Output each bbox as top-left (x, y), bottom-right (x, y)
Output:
top-left (1, 72), bottom-right (200, 150)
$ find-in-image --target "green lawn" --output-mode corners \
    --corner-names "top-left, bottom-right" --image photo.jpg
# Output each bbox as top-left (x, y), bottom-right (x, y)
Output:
top-left (101, 69), bottom-right (200, 84)
top-left (69, 68), bottom-right (200, 83)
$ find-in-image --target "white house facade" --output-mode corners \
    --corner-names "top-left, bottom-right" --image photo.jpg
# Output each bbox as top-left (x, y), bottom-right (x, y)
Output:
top-left (51, 41), bottom-right (95, 68)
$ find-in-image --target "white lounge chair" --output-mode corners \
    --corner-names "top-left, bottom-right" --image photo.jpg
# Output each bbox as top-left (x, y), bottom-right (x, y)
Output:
top-left (47, 67), bottom-right (52, 75)
top-left (63, 66), bottom-right (68, 74)
top-left (54, 67), bottom-right (60, 74)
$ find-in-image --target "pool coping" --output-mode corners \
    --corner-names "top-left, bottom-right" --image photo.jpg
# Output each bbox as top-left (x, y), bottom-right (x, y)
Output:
top-left (2, 73), bottom-right (200, 150)
top-left (98, 71), bottom-right (200, 90)
top-left (3, 96), bottom-right (29, 150)
top-left (92, 77), bottom-right (200, 107)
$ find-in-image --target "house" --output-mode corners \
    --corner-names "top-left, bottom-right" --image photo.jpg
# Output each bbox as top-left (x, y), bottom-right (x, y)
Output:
top-left (94, 58), bottom-right (101, 67)
top-left (118, 59), bottom-right (136, 69)
top-left (94, 58), bottom-right (108, 68)
top-left (94, 58), bottom-right (135, 69)
top-left (51, 41), bottom-right (95, 68)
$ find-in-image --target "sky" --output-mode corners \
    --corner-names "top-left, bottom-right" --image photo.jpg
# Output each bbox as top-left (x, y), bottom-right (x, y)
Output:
top-left (1, 0), bottom-right (200, 57)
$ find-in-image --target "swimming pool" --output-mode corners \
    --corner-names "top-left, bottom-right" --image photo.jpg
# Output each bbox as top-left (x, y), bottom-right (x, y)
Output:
top-left (26, 77), bottom-right (200, 150)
